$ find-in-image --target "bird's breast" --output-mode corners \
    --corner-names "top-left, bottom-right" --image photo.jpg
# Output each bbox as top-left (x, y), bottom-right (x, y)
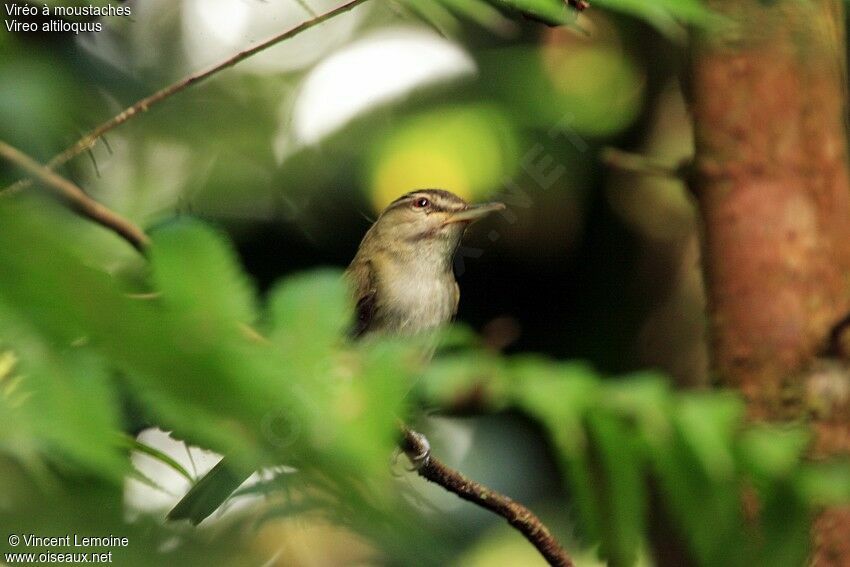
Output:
top-left (377, 264), bottom-right (458, 336)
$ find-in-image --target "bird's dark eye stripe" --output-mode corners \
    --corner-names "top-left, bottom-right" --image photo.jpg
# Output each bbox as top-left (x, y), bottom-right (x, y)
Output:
top-left (383, 191), bottom-right (461, 214)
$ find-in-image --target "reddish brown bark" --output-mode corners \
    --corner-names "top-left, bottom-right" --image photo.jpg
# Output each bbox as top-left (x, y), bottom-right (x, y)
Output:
top-left (690, 1), bottom-right (850, 564)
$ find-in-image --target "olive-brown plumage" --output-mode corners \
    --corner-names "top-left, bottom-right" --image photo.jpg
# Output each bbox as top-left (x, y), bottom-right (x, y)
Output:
top-left (346, 189), bottom-right (504, 338)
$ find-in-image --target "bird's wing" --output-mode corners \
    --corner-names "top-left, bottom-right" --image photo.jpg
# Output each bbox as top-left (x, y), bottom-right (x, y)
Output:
top-left (452, 281), bottom-right (460, 319)
top-left (348, 260), bottom-right (378, 339)
top-left (353, 290), bottom-right (377, 338)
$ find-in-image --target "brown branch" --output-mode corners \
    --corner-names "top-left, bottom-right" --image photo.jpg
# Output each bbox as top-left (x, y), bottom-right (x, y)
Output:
top-left (401, 428), bottom-right (573, 567)
top-left (0, 140), bottom-right (149, 253)
top-left (0, 0), bottom-right (370, 196)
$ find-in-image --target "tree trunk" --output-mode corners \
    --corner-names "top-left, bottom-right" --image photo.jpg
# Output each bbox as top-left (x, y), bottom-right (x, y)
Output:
top-left (690, 1), bottom-right (850, 564)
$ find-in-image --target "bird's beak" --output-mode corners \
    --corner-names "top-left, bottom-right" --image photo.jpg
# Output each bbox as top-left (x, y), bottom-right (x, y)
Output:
top-left (444, 202), bottom-right (506, 225)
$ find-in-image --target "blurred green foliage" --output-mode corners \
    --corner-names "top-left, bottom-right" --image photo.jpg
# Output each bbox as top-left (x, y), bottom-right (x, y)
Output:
top-left (2, 0), bottom-right (850, 565)
top-left (421, 0), bottom-right (719, 31)
top-left (419, 355), bottom-right (850, 566)
top-left (0, 197), bottom-right (847, 565)
top-left (0, 198), bottom-right (426, 561)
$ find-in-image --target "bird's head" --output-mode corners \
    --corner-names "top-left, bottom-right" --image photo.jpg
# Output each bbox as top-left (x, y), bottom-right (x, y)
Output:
top-left (364, 189), bottom-right (505, 266)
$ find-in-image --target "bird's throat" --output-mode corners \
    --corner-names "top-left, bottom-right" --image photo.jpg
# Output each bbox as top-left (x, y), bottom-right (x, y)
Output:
top-left (371, 251), bottom-right (458, 336)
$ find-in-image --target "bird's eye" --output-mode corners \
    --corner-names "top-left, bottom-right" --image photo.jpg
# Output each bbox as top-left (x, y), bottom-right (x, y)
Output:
top-left (413, 197), bottom-right (431, 209)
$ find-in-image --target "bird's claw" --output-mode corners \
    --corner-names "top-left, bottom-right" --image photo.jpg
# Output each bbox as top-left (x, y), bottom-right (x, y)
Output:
top-left (405, 430), bottom-right (431, 471)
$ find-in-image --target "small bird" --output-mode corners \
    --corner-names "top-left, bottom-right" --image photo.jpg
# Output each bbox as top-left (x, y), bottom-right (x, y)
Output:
top-left (348, 189), bottom-right (505, 338)
top-left (168, 189), bottom-right (504, 524)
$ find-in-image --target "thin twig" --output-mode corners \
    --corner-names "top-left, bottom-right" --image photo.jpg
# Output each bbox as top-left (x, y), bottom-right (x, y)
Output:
top-left (401, 428), bottom-right (574, 567)
top-left (601, 147), bottom-right (691, 179)
top-left (0, 141), bottom-right (149, 253)
top-left (0, 0), bottom-right (369, 197)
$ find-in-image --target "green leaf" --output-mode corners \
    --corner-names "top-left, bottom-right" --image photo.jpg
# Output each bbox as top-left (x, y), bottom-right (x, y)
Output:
top-left (796, 461), bottom-right (850, 506)
top-left (674, 393), bottom-right (744, 480)
top-left (593, 0), bottom-right (720, 38)
top-left (149, 219), bottom-right (258, 328)
top-left (337, 341), bottom-right (414, 473)
top-left (758, 484), bottom-right (812, 566)
top-left (266, 269), bottom-right (350, 363)
top-left (418, 350), bottom-right (507, 409)
top-left (398, 0), bottom-right (462, 36)
top-left (0, 202), bottom-right (277, 463)
top-left (510, 358), bottom-right (603, 541)
top-left (600, 373), bottom-right (673, 439)
top-left (0, 311), bottom-right (126, 483)
top-left (123, 435), bottom-right (194, 482)
top-left (434, 323), bottom-right (481, 351)
top-left (648, 411), bottom-right (747, 566)
top-left (483, 0), bottom-right (572, 25)
top-left (510, 358), bottom-right (600, 459)
top-left (586, 412), bottom-right (646, 566)
top-left (738, 425), bottom-right (810, 481)
top-left (434, 0), bottom-right (516, 34)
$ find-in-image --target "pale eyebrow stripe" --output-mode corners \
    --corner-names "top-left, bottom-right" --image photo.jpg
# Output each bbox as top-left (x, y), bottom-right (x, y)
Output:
top-left (384, 190), bottom-right (462, 213)
top-left (383, 195), bottom-right (415, 213)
